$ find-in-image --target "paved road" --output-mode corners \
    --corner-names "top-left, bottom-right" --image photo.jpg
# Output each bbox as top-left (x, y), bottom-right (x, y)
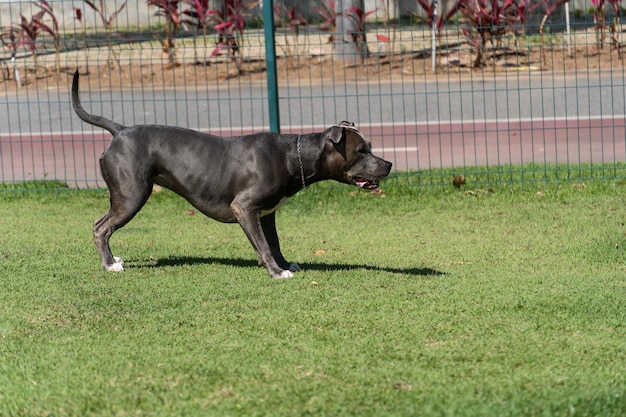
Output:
top-left (1, 72), bottom-right (625, 186)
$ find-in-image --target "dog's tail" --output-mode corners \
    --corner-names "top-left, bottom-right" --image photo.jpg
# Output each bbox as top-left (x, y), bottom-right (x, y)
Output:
top-left (72, 70), bottom-right (125, 136)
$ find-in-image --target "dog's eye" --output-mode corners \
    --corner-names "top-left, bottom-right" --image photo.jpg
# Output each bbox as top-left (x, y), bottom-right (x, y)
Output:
top-left (358, 147), bottom-right (369, 154)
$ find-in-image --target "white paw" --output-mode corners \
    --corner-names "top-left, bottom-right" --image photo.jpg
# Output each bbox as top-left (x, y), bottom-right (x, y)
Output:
top-left (289, 263), bottom-right (301, 272)
top-left (113, 256), bottom-right (124, 265)
top-left (106, 261), bottom-right (124, 272)
top-left (275, 270), bottom-right (294, 279)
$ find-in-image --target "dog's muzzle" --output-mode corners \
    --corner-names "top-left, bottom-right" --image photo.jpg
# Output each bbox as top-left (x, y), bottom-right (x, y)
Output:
top-left (351, 176), bottom-right (383, 190)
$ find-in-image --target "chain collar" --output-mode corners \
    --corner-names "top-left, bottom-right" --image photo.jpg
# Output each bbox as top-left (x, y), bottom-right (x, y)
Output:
top-left (296, 134), bottom-right (307, 189)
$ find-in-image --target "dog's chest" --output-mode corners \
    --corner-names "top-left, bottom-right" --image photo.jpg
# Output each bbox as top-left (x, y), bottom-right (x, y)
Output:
top-left (260, 197), bottom-right (289, 217)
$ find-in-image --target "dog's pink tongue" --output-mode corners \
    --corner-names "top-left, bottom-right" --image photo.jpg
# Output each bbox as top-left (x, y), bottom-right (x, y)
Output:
top-left (356, 180), bottom-right (368, 188)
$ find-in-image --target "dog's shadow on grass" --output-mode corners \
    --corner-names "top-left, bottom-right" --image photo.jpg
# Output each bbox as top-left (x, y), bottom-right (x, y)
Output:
top-left (143, 256), bottom-right (445, 277)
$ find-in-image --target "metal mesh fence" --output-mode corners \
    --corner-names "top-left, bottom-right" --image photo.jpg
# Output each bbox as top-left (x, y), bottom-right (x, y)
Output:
top-left (1, 0), bottom-right (625, 190)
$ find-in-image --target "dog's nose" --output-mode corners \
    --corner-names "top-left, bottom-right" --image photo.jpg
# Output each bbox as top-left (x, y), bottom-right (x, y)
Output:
top-left (384, 160), bottom-right (392, 173)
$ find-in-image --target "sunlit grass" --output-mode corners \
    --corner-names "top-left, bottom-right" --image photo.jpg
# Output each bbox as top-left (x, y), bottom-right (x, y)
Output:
top-left (1, 170), bottom-right (625, 416)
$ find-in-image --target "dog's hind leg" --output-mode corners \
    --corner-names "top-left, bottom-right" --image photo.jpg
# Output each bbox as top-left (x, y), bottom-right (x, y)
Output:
top-left (94, 163), bottom-right (153, 272)
top-left (94, 191), bottom-right (151, 271)
top-left (94, 212), bottom-right (125, 271)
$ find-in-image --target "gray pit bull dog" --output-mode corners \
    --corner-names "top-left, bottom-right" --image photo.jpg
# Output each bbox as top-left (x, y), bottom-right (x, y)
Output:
top-left (71, 70), bottom-right (392, 278)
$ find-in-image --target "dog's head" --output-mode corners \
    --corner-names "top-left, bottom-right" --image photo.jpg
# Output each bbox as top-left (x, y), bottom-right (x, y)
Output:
top-left (321, 121), bottom-right (392, 191)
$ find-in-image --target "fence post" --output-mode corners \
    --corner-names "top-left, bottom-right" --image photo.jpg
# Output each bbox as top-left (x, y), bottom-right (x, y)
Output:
top-left (432, 0), bottom-right (438, 73)
top-left (262, 0), bottom-right (280, 133)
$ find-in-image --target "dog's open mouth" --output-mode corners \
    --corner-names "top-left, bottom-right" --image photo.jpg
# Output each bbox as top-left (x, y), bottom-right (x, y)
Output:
top-left (352, 176), bottom-right (380, 191)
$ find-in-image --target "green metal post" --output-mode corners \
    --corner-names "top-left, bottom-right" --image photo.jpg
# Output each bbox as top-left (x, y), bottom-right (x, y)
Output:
top-left (263, 0), bottom-right (280, 133)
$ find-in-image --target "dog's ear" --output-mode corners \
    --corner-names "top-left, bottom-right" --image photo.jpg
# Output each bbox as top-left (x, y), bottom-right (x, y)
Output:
top-left (323, 125), bottom-right (345, 144)
top-left (323, 121), bottom-right (357, 143)
top-left (321, 125), bottom-right (348, 160)
top-left (337, 121), bottom-right (355, 128)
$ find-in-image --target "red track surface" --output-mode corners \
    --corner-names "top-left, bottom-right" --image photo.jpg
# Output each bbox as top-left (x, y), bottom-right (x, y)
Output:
top-left (2, 117), bottom-right (624, 187)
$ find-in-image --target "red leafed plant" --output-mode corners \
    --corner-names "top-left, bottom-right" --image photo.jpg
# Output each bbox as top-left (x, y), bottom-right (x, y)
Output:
top-left (346, 5), bottom-right (376, 44)
top-left (0, 25), bottom-right (24, 86)
top-left (314, 0), bottom-right (376, 60)
top-left (458, 0), bottom-right (533, 67)
top-left (590, 0), bottom-right (623, 52)
top-left (207, 0), bottom-right (255, 60)
top-left (146, 0), bottom-right (183, 65)
top-left (0, 2), bottom-right (59, 85)
top-left (336, 4), bottom-right (376, 60)
top-left (182, 0), bottom-right (212, 38)
top-left (274, 5), bottom-right (307, 37)
top-left (84, 0), bottom-right (127, 68)
top-left (348, 6), bottom-right (376, 30)
top-left (18, 13), bottom-right (41, 58)
top-left (74, 7), bottom-right (91, 73)
top-left (412, 0), bottom-right (465, 70)
top-left (605, 0), bottom-right (624, 57)
top-left (181, 0), bottom-right (213, 62)
top-left (33, 1), bottom-right (61, 73)
top-left (413, 0), bottom-right (465, 38)
top-left (17, 10), bottom-right (46, 79)
top-left (314, 0), bottom-right (339, 34)
top-left (274, 4), bottom-right (308, 62)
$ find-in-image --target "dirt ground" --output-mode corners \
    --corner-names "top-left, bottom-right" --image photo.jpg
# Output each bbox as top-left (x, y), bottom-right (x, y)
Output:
top-left (2, 31), bottom-right (624, 91)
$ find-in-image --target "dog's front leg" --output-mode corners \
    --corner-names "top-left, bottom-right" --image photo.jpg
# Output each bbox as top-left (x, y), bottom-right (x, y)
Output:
top-left (260, 212), bottom-right (300, 273)
top-left (231, 201), bottom-right (294, 279)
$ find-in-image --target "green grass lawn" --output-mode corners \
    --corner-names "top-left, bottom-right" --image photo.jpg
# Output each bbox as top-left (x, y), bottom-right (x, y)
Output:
top-left (1, 177), bottom-right (625, 416)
